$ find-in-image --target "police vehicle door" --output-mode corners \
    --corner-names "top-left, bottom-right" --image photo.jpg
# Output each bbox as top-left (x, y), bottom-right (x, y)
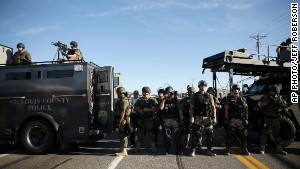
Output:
top-left (93, 66), bottom-right (114, 133)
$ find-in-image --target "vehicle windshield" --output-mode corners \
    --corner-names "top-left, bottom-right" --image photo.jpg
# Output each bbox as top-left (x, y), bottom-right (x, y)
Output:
top-left (246, 83), bottom-right (267, 94)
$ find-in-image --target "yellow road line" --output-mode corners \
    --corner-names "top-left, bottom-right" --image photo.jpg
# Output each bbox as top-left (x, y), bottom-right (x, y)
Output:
top-left (245, 156), bottom-right (270, 169)
top-left (234, 155), bottom-right (258, 169)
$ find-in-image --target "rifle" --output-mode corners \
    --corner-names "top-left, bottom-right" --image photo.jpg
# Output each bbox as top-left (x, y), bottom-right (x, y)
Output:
top-left (51, 41), bottom-right (70, 60)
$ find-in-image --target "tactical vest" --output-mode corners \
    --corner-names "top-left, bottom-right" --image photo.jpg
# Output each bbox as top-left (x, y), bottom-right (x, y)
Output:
top-left (263, 95), bottom-right (284, 118)
top-left (194, 92), bottom-right (211, 117)
top-left (163, 98), bottom-right (179, 119)
top-left (180, 96), bottom-right (191, 119)
top-left (116, 97), bottom-right (130, 116)
top-left (228, 95), bottom-right (245, 118)
top-left (136, 97), bottom-right (156, 118)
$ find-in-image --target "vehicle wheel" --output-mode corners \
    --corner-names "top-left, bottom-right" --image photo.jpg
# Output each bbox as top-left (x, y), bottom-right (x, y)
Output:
top-left (268, 116), bottom-right (296, 147)
top-left (21, 120), bottom-right (56, 154)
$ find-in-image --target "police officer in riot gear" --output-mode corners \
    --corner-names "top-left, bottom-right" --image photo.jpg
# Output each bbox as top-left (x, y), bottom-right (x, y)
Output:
top-left (258, 85), bottom-right (287, 155)
top-left (153, 88), bottom-right (165, 146)
top-left (189, 80), bottom-right (217, 156)
top-left (115, 87), bottom-right (131, 156)
top-left (224, 84), bottom-right (250, 155)
top-left (180, 86), bottom-right (195, 148)
top-left (10, 43), bottom-right (32, 65)
top-left (134, 87), bottom-right (158, 153)
top-left (207, 87), bottom-right (222, 110)
top-left (62, 41), bottom-right (83, 61)
top-left (159, 86), bottom-right (183, 155)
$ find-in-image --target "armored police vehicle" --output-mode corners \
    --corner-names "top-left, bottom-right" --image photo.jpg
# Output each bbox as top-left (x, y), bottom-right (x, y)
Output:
top-left (202, 48), bottom-right (299, 147)
top-left (0, 44), bottom-right (117, 154)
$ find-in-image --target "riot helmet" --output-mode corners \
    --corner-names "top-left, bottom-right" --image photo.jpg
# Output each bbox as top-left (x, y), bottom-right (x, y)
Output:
top-left (231, 84), bottom-right (240, 91)
top-left (157, 88), bottom-right (165, 94)
top-left (70, 41), bottom-right (78, 47)
top-left (17, 43), bottom-right (25, 49)
top-left (117, 87), bottom-right (126, 94)
top-left (207, 87), bottom-right (214, 93)
top-left (187, 86), bottom-right (196, 93)
top-left (142, 86), bottom-right (151, 93)
top-left (270, 85), bottom-right (280, 94)
top-left (198, 80), bottom-right (208, 87)
top-left (165, 86), bottom-right (174, 93)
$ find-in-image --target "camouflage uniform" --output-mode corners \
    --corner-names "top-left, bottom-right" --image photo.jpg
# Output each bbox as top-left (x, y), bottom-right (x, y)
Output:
top-left (67, 49), bottom-right (82, 61)
top-left (162, 97), bottom-right (182, 155)
top-left (115, 96), bottom-right (131, 156)
top-left (259, 93), bottom-right (287, 155)
top-left (225, 95), bottom-right (249, 155)
top-left (10, 51), bottom-right (32, 65)
top-left (190, 91), bottom-right (215, 156)
top-left (134, 97), bottom-right (158, 152)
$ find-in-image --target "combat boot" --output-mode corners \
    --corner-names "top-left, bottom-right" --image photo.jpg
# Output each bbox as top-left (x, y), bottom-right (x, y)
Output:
top-left (243, 149), bottom-right (250, 156)
top-left (190, 148), bottom-right (196, 157)
top-left (207, 149), bottom-right (216, 156)
top-left (259, 145), bottom-right (265, 154)
top-left (276, 146), bottom-right (287, 155)
top-left (134, 142), bottom-right (141, 153)
top-left (225, 149), bottom-right (230, 155)
top-left (116, 148), bottom-right (127, 156)
top-left (150, 142), bottom-right (157, 153)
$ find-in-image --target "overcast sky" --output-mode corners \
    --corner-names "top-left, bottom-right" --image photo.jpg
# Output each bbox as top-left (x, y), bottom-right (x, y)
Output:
top-left (0, 0), bottom-right (294, 93)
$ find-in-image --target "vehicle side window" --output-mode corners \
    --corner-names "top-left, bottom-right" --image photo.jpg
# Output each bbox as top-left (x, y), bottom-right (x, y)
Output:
top-left (5, 72), bottom-right (31, 80)
top-left (47, 70), bottom-right (74, 78)
top-left (247, 84), bottom-right (266, 94)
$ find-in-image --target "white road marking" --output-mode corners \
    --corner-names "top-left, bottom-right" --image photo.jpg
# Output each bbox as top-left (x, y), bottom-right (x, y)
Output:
top-left (107, 147), bottom-right (131, 169)
top-left (0, 149), bottom-right (23, 158)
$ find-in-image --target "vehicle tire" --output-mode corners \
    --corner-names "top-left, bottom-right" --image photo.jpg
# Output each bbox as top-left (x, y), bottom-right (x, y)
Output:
top-left (21, 119), bottom-right (56, 154)
top-left (268, 116), bottom-right (296, 147)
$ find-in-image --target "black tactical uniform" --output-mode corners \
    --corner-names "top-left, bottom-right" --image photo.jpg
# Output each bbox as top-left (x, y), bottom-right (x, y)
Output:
top-left (153, 88), bottom-right (165, 146)
top-left (161, 86), bottom-right (182, 155)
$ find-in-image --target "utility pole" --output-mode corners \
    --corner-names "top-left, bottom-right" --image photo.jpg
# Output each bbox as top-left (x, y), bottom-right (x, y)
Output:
top-left (250, 34), bottom-right (266, 59)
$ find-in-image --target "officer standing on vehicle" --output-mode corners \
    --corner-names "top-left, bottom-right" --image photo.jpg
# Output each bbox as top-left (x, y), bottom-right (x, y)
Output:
top-left (115, 87), bottom-right (131, 156)
top-left (224, 84), bottom-right (250, 155)
top-left (153, 88), bottom-right (165, 146)
top-left (129, 90), bottom-right (140, 147)
top-left (180, 86), bottom-right (195, 148)
top-left (258, 85), bottom-right (287, 155)
top-left (189, 80), bottom-right (217, 156)
top-left (159, 86), bottom-right (183, 155)
top-left (133, 87), bottom-right (158, 153)
top-left (62, 41), bottom-right (83, 61)
top-left (10, 43), bottom-right (32, 65)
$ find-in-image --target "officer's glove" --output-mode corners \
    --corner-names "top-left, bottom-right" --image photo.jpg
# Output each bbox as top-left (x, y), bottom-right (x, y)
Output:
top-left (243, 119), bottom-right (249, 126)
top-left (189, 117), bottom-right (195, 125)
top-left (62, 51), bottom-right (68, 56)
top-left (212, 117), bottom-right (217, 126)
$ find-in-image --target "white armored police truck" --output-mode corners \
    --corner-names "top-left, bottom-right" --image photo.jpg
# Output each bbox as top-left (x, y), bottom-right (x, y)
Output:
top-left (0, 44), bottom-right (118, 154)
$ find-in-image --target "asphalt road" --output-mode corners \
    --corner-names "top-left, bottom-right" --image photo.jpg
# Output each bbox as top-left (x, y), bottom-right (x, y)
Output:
top-left (0, 128), bottom-right (299, 169)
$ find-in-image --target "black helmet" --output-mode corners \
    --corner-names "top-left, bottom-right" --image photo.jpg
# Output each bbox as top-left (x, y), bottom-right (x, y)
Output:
top-left (187, 86), bottom-right (196, 93)
top-left (165, 86), bottom-right (174, 93)
top-left (157, 88), bottom-right (165, 94)
top-left (207, 87), bottom-right (214, 92)
top-left (142, 86), bottom-right (151, 93)
top-left (70, 41), bottom-right (78, 47)
top-left (231, 84), bottom-right (240, 91)
top-left (117, 87), bottom-right (126, 94)
top-left (198, 80), bottom-right (208, 87)
top-left (270, 85), bottom-right (280, 93)
top-left (17, 43), bottom-right (25, 49)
